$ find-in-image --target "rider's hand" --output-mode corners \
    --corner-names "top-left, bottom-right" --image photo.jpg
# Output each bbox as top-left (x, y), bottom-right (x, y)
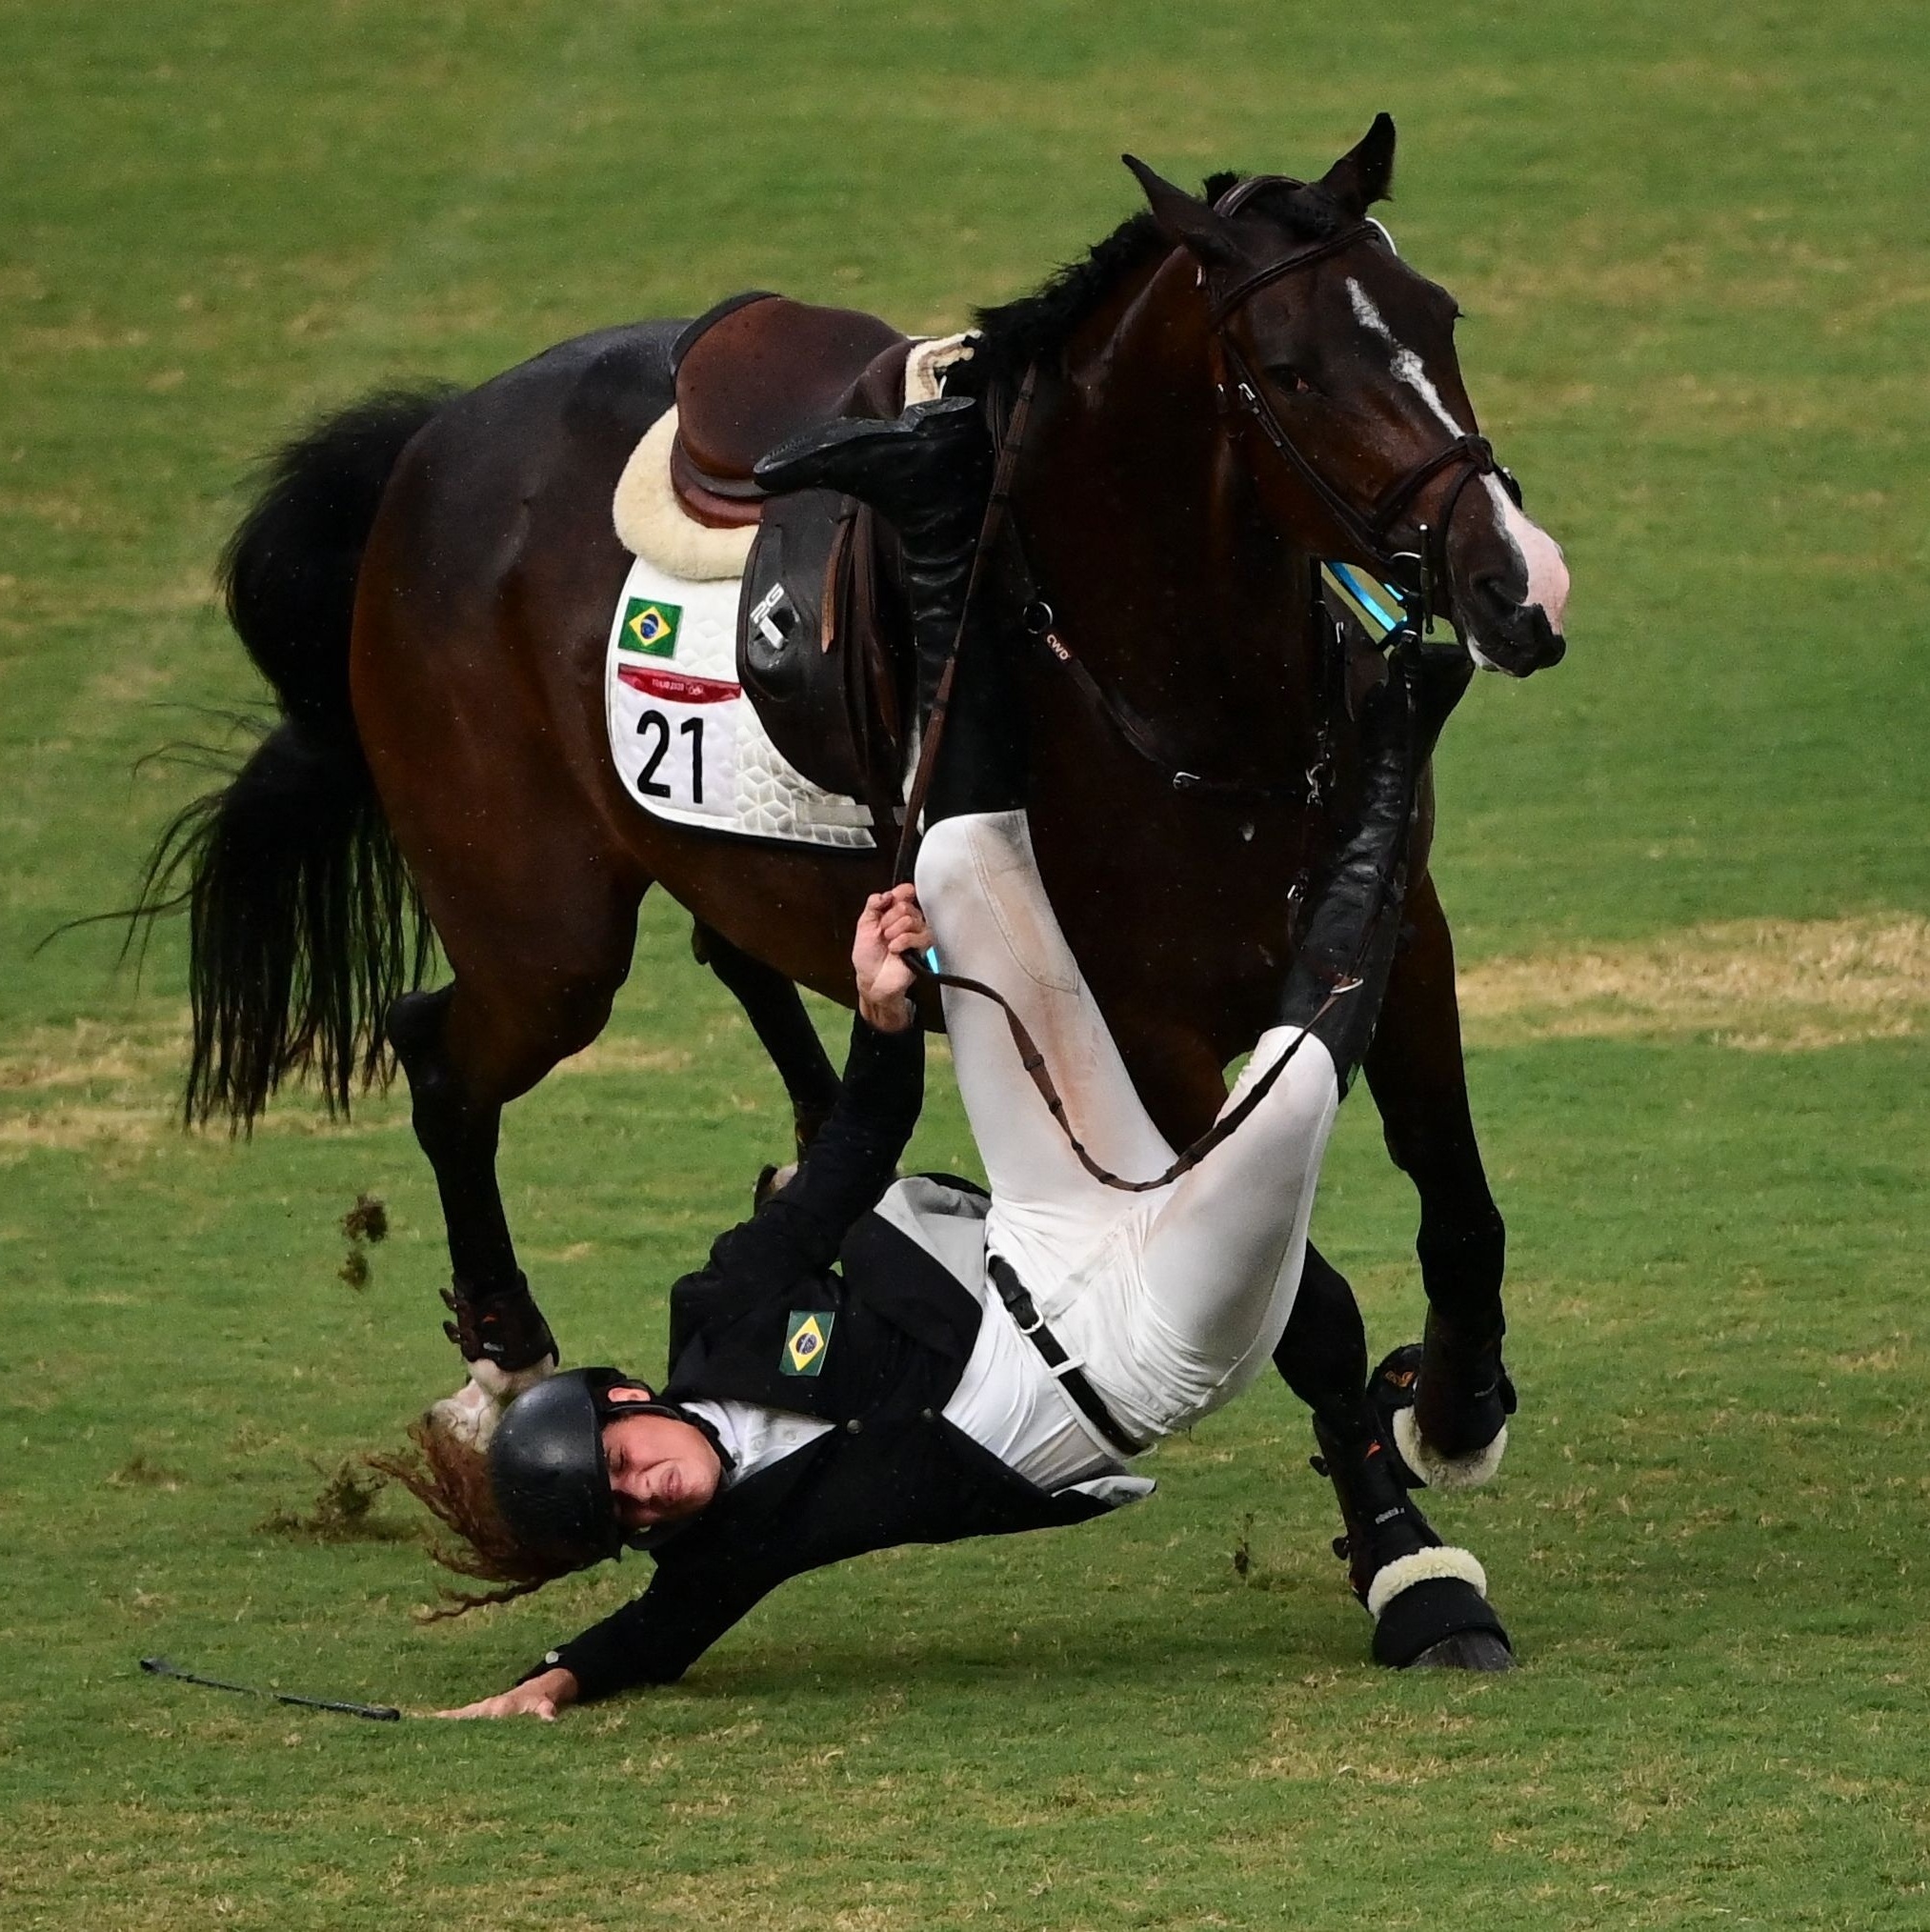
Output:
top-left (854, 886), bottom-right (934, 1034)
top-left (1390, 636), bottom-right (1476, 749)
top-left (433, 1666), bottom-right (578, 1721)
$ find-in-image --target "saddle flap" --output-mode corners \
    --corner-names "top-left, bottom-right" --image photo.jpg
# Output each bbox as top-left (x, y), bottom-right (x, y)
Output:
top-left (736, 493), bottom-right (909, 818)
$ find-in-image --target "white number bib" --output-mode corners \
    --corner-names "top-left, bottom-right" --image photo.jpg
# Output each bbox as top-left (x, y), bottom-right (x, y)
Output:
top-left (610, 660), bottom-right (741, 822)
top-left (602, 550), bottom-right (879, 850)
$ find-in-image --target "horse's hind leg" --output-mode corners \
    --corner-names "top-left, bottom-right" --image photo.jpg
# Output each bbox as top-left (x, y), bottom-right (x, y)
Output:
top-left (388, 985), bottom-right (549, 1381)
top-left (692, 920), bottom-right (840, 1164)
top-left (1364, 871), bottom-right (1513, 1483)
top-left (385, 878), bottom-right (643, 1413)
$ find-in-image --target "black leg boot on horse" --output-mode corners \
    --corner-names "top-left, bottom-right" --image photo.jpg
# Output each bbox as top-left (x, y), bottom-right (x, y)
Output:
top-left (1277, 648), bottom-right (1511, 1670)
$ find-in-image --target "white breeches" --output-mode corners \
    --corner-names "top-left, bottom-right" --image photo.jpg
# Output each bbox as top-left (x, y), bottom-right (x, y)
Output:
top-left (915, 811), bottom-right (1340, 1445)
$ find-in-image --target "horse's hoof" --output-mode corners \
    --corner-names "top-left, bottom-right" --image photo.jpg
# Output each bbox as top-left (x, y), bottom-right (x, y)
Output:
top-left (1372, 1343), bottom-right (1508, 1491)
top-left (1377, 1333), bottom-right (1515, 1491)
top-left (1367, 1560), bottom-right (1513, 1671)
top-left (429, 1379), bottom-right (502, 1449)
top-left (1392, 1406), bottom-right (1509, 1493)
top-left (1407, 1630), bottom-right (1517, 1673)
top-left (1414, 1317), bottom-right (1517, 1465)
top-left (428, 1358), bottom-right (556, 1449)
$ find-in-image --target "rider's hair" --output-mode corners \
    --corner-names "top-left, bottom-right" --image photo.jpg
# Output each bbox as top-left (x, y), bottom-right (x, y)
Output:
top-left (366, 1418), bottom-right (578, 1621)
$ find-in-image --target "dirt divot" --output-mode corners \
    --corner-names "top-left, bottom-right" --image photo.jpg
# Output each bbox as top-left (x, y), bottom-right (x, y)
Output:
top-left (1458, 915), bottom-right (1928, 1049)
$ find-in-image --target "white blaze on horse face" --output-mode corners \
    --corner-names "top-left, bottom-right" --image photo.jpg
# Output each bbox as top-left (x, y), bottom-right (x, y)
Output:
top-left (1348, 275), bottom-right (1571, 647)
top-left (1345, 277), bottom-right (1466, 435)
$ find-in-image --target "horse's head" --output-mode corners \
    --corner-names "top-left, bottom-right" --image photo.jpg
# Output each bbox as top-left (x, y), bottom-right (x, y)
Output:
top-left (1125, 117), bottom-right (1569, 678)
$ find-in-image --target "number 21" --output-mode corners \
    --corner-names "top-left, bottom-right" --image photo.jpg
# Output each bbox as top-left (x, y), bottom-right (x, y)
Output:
top-left (635, 710), bottom-right (706, 803)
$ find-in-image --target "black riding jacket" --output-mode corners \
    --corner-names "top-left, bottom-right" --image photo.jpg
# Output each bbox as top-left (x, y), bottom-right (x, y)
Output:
top-left (530, 1018), bottom-right (1137, 1702)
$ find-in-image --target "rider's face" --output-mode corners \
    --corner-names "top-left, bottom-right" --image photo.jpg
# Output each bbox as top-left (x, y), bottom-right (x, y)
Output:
top-left (601, 1393), bottom-right (722, 1531)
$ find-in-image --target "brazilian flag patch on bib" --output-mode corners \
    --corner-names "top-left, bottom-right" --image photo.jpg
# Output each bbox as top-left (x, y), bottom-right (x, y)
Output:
top-left (781, 1310), bottom-right (834, 1377)
top-left (619, 596), bottom-right (682, 657)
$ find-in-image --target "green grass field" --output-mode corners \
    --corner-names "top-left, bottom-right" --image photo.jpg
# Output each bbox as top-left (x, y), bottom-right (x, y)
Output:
top-left (5, 3), bottom-right (1928, 1925)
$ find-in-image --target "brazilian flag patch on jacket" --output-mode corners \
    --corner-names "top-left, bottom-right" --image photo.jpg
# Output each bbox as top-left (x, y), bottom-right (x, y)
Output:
top-left (781, 1310), bottom-right (834, 1377)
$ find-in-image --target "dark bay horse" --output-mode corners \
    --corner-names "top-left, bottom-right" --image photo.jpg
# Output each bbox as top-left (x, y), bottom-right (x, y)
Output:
top-left (143, 118), bottom-right (1568, 1647)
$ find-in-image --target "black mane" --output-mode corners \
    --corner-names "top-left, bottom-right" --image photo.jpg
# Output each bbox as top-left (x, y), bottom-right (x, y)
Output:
top-left (965, 171), bottom-right (1347, 392)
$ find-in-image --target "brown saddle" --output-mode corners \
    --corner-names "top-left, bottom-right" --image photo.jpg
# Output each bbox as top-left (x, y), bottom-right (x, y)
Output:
top-left (670, 292), bottom-right (919, 823)
top-left (670, 292), bottom-right (911, 528)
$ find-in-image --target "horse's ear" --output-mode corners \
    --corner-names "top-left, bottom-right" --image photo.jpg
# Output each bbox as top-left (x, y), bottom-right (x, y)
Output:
top-left (1122, 154), bottom-right (1245, 271)
top-left (1317, 112), bottom-right (1397, 216)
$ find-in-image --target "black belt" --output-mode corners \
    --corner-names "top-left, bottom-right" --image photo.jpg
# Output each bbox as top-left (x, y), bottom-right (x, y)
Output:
top-left (986, 1254), bottom-right (1146, 1459)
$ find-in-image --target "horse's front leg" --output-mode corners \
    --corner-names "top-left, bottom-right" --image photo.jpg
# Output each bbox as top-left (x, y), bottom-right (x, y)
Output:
top-left (1364, 869), bottom-right (1515, 1487)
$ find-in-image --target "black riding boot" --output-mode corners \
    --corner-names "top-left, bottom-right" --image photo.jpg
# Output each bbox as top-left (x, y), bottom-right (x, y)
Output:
top-left (754, 395), bottom-right (1021, 819)
top-left (1277, 642), bottom-right (1471, 1085)
top-left (1277, 668), bottom-right (1416, 1087)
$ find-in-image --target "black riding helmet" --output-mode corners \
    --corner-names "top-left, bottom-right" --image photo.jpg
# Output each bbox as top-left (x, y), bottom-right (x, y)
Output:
top-left (489, 1367), bottom-right (722, 1569)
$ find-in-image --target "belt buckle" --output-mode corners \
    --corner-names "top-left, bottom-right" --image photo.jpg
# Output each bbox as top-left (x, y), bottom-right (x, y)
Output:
top-left (991, 1255), bottom-right (1045, 1335)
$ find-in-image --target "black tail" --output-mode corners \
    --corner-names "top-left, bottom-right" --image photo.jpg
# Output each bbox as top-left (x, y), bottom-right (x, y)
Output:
top-left (131, 388), bottom-right (452, 1125)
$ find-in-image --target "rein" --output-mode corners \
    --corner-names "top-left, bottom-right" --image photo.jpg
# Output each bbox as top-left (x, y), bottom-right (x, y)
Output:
top-left (1011, 562), bottom-right (1318, 808)
top-left (919, 962), bottom-right (1358, 1194)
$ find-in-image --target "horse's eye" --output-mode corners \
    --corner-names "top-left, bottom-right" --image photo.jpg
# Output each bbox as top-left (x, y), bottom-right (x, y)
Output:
top-left (1268, 364), bottom-right (1314, 396)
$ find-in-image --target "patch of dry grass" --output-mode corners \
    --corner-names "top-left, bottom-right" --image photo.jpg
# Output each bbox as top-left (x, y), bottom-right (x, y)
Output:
top-left (1459, 914), bottom-right (1927, 1049)
top-left (4, 917), bottom-right (1919, 1167)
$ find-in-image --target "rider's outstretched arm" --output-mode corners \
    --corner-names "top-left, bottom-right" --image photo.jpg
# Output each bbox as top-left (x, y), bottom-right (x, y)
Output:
top-left (687, 1015), bottom-right (923, 1305)
top-left (673, 890), bottom-right (929, 1321)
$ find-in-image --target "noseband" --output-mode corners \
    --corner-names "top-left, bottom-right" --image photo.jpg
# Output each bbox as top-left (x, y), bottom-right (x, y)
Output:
top-left (1206, 176), bottom-right (1520, 634)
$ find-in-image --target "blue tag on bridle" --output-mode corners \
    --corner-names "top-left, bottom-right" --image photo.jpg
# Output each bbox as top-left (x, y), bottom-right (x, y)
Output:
top-left (1322, 561), bottom-right (1410, 643)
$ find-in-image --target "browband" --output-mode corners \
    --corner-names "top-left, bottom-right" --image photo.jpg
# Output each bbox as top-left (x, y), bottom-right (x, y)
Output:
top-left (1209, 224), bottom-right (1380, 325)
top-left (1204, 172), bottom-right (1391, 322)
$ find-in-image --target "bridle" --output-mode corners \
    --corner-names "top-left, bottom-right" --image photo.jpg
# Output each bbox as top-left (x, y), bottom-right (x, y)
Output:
top-left (1206, 175), bottom-right (1521, 637)
top-left (935, 180), bottom-right (1525, 815)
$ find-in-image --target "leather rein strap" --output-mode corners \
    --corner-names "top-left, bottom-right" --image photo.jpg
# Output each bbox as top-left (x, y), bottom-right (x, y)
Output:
top-left (1015, 584), bottom-right (1313, 806)
top-left (922, 960), bottom-right (1357, 1194)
